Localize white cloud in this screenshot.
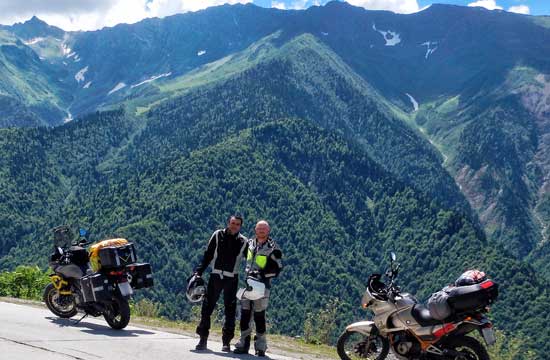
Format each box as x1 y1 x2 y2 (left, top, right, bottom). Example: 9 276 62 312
346 0 420 14
467 0 503 11
0 0 252 31
271 1 286 9
289 0 308 9
271 0 321 11
508 5 530 14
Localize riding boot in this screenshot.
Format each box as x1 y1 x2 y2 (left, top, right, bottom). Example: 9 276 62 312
254 333 267 357
195 336 207 351
233 328 252 354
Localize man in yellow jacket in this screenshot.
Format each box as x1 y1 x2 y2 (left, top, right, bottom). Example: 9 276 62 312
234 220 283 357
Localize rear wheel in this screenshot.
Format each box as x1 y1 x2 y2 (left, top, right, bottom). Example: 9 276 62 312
442 336 489 360
43 283 77 318
103 295 130 330
337 330 389 360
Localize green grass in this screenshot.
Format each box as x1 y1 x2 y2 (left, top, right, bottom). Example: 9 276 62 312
504 66 540 93
26 37 64 59
158 31 288 95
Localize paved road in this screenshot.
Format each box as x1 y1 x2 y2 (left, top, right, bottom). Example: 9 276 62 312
0 301 294 360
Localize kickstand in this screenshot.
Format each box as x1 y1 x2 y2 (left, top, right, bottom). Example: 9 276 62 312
72 313 88 325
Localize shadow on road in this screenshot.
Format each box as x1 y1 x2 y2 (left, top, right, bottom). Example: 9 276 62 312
190 349 273 359
45 316 155 337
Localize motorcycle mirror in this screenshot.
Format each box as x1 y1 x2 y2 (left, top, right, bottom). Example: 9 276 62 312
390 252 397 262
79 228 88 238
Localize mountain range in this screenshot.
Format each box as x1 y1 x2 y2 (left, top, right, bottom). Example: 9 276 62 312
0 1 549 356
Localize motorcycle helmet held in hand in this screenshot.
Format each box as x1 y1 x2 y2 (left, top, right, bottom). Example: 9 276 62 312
455 269 487 286
186 274 206 303
237 277 265 301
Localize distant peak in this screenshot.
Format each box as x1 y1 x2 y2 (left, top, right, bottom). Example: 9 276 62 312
25 16 48 26
11 15 65 39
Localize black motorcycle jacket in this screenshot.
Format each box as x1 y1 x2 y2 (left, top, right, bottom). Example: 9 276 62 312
195 228 248 278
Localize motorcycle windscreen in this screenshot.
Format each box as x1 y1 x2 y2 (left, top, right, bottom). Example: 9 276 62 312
53 226 74 249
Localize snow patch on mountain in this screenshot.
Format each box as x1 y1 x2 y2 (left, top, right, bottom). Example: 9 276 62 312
131 73 172 88
67 52 76 59
83 81 92 89
74 54 80 62
321 32 329 36
64 111 73 123
24 37 45 45
372 23 401 46
108 82 127 95
405 93 419 112
61 41 72 56
197 50 206 56
421 42 438 59
74 66 89 83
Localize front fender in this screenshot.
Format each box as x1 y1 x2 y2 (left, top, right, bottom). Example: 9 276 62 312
346 321 376 335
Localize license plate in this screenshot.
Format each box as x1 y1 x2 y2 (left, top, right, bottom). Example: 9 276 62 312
482 327 496 346
118 281 133 297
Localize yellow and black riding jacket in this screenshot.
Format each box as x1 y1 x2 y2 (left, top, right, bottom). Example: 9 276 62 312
245 237 283 288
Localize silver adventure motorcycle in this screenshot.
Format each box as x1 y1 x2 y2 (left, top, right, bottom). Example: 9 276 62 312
337 252 498 360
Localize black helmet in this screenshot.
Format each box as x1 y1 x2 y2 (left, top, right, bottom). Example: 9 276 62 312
455 269 487 287
367 274 388 300
186 274 206 303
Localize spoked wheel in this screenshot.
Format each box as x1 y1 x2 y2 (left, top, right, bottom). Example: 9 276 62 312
43 283 78 318
103 295 130 330
443 336 489 360
337 330 389 360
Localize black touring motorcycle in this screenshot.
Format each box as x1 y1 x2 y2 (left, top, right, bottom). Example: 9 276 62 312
43 225 154 329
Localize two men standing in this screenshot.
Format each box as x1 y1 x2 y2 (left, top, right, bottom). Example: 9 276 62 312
193 215 283 357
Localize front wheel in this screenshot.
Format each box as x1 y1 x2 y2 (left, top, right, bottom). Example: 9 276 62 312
103 295 130 330
337 330 389 360
43 283 78 318
442 336 490 360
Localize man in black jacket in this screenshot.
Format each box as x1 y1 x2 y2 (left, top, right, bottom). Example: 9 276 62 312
194 215 248 352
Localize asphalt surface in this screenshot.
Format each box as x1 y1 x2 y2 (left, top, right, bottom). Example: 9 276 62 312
0 301 295 360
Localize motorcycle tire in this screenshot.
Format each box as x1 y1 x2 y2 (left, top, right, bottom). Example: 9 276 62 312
337 330 389 360
103 295 130 330
43 283 78 318
442 336 490 360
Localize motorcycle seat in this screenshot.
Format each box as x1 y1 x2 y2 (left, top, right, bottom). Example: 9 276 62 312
412 304 444 326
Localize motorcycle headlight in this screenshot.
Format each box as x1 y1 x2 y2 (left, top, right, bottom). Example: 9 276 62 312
361 290 375 308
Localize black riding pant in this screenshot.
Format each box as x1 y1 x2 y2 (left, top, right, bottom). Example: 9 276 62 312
196 274 239 343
